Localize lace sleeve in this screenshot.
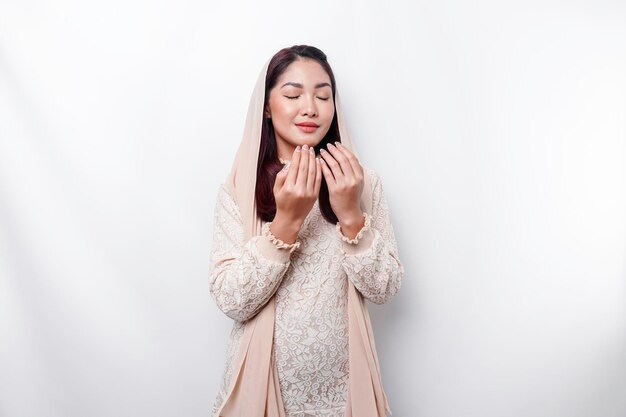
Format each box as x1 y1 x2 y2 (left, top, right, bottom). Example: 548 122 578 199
338 170 404 304
208 184 296 321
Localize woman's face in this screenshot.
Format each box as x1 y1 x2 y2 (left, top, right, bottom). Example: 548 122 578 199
266 58 335 157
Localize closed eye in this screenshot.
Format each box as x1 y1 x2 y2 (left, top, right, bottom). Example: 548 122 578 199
284 95 331 101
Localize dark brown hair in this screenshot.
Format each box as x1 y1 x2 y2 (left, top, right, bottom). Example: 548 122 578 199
255 45 341 224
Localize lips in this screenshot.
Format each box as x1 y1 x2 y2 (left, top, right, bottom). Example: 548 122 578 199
295 122 319 133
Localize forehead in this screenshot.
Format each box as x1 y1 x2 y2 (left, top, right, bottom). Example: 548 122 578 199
276 59 331 86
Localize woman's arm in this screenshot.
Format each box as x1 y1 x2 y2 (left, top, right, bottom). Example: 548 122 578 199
338 170 404 304
208 184 298 321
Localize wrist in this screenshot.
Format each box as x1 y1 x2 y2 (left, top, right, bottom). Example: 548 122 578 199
338 211 366 239
262 222 301 256
337 212 374 252
339 209 365 227
270 212 303 244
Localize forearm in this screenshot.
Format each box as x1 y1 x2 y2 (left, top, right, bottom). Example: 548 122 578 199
269 212 303 245
210 236 293 321
338 214 404 304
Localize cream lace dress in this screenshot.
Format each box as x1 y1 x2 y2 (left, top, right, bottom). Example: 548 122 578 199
208 166 404 417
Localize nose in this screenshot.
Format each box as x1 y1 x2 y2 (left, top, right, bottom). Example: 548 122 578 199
301 94 318 117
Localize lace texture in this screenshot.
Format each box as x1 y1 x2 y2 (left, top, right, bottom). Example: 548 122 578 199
209 167 404 416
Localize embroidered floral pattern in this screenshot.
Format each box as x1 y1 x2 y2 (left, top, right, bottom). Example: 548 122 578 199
208 184 292 322
340 172 405 305
209 168 403 417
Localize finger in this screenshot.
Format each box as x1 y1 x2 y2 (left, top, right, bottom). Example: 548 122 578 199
334 141 364 179
314 156 323 194
296 145 310 188
319 148 342 182
325 143 355 180
287 146 301 186
306 147 316 193
274 163 289 190
320 156 336 187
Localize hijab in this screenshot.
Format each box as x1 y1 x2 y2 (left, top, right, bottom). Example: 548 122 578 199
215 56 391 417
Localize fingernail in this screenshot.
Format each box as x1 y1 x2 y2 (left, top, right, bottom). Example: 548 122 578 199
295 146 301 152
309 147 314 154
303 144 308 151
327 143 334 148
320 148 327 153
335 141 342 147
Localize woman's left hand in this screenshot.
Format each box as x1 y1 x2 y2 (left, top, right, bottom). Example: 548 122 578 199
319 142 365 229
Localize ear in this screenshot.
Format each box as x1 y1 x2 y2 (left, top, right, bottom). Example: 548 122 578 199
264 105 271 119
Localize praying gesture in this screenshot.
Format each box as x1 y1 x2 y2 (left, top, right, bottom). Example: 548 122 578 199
271 141 366 243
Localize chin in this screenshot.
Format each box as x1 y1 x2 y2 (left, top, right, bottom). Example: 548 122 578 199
307 139 325 150
293 135 323 148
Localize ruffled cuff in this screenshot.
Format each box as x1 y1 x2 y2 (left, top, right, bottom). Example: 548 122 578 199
335 212 372 244
336 212 376 255
262 221 301 254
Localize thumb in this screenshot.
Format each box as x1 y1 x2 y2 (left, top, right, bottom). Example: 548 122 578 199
274 163 289 189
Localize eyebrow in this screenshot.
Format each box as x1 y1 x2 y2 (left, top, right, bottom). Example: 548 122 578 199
280 82 332 89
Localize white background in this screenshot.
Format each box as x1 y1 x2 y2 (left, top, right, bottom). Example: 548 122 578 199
1 1 625 416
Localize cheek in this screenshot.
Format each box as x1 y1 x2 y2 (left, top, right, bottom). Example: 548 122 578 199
268 95 294 119
269 103 296 134
274 103 299 124
322 103 335 123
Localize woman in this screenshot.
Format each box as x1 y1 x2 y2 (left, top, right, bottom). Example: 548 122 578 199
208 45 404 417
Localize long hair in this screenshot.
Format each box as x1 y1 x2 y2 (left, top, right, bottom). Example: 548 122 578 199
255 45 341 224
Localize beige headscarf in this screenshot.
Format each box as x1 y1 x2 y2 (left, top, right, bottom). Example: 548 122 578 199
215 55 391 417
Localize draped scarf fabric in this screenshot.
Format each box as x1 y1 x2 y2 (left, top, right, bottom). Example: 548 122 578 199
215 58 391 417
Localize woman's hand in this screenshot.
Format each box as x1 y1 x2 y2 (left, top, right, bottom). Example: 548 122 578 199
271 145 322 242
319 142 366 235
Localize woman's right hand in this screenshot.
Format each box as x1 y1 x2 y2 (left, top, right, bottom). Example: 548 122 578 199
270 144 322 243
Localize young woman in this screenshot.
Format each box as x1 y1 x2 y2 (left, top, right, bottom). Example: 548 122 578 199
208 45 404 417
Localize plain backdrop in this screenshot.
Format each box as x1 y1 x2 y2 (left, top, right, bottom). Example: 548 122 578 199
1 1 625 416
